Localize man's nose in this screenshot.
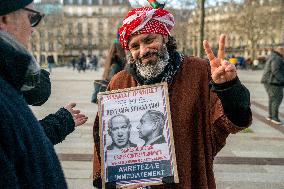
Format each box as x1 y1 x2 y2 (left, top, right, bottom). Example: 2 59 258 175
117 129 123 136
139 45 149 59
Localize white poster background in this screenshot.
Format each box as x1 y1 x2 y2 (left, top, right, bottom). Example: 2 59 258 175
98 84 178 187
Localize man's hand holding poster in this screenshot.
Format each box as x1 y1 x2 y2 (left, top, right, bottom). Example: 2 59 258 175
98 83 179 188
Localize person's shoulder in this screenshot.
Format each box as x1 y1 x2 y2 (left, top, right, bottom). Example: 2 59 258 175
111 70 130 80
108 70 136 90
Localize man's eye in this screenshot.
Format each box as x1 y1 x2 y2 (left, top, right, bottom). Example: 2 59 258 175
145 38 154 43
130 45 139 50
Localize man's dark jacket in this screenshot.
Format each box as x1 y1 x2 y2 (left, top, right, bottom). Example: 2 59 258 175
261 51 284 86
0 31 68 188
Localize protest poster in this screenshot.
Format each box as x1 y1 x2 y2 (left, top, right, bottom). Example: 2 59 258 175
97 83 179 188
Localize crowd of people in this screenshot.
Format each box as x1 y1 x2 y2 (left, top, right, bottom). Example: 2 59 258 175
70 53 99 72
0 0 282 189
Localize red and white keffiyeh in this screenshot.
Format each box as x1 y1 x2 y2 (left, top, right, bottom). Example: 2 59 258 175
118 7 175 49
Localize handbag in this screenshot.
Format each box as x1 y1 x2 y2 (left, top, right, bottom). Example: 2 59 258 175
91 80 109 103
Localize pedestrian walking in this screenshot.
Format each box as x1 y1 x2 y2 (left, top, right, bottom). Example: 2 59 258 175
78 52 86 72
261 47 284 125
92 5 252 189
91 54 98 71
47 55 55 73
71 57 77 70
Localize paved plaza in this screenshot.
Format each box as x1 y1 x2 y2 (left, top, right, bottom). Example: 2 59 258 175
31 67 284 189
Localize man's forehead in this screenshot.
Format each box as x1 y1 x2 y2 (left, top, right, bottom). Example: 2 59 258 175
141 113 151 120
128 33 162 44
112 116 128 124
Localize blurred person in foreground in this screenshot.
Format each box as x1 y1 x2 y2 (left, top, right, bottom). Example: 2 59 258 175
0 0 88 188
261 46 284 125
93 5 252 189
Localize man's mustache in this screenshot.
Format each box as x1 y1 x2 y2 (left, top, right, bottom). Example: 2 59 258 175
139 50 159 62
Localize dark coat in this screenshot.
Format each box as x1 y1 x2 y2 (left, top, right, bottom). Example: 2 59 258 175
261 51 284 86
39 107 75 145
0 31 67 188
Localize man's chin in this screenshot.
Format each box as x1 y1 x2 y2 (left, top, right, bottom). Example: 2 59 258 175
116 142 128 148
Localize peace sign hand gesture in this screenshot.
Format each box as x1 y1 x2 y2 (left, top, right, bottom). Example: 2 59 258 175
203 34 237 84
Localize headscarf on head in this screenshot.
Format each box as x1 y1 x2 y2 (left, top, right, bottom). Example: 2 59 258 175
118 7 175 49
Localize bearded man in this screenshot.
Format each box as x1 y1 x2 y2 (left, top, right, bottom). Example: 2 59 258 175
93 7 252 189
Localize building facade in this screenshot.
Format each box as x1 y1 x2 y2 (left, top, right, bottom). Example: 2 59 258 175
30 0 130 64
30 0 283 64
185 0 283 59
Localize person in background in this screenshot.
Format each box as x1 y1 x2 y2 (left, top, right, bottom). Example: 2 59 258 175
91 54 98 71
102 42 126 81
71 57 77 70
229 55 237 65
78 52 86 73
261 46 284 125
47 54 55 73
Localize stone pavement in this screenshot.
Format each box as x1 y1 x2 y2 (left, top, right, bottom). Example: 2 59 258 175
30 67 284 189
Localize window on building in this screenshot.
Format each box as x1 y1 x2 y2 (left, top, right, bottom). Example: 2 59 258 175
78 0 83 5
40 43 45 51
48 32 53 40
78 37 83 47
49 42 54 51
67 37 72 45
78 23 83 35
88 23 93 35
68 23 73 35
32 42 37 51
40 31 45 38
88 37 93 47
40 55 45 64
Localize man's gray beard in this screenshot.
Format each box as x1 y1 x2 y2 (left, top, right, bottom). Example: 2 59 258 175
127 45 170 80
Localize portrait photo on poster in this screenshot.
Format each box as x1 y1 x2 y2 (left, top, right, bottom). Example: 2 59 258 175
98 83 179 189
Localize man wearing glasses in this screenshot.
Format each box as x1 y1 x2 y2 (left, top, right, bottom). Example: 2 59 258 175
0 0 73 188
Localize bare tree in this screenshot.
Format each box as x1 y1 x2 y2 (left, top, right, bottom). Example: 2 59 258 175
228 0 282 59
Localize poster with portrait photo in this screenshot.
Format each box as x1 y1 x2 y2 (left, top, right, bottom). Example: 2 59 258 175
98 83 179 189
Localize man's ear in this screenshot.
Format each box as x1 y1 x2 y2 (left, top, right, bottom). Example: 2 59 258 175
152 122 158 131
0 15 7 30
0 14 13 30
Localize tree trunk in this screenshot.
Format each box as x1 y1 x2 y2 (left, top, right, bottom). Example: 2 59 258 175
198 0 205 58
